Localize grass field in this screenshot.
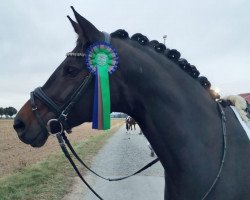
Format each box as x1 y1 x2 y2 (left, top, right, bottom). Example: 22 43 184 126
0 119 124 200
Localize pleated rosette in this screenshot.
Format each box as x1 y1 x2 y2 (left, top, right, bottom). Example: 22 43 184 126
85 42 118 130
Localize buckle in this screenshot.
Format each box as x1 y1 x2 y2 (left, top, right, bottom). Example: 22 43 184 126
32 106 38 111
61 111 68 120
46 119 63 136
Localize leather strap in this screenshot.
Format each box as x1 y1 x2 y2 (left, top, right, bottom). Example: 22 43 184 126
30 91 48 137
56 133 103 200
61 132 159 181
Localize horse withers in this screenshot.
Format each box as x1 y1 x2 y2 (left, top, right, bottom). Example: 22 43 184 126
13 7 250 200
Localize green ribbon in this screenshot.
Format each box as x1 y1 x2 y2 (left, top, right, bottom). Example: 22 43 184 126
98 66 110 129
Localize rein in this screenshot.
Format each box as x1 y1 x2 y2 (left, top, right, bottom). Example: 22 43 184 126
29 31 228 200
30 81 160 200
201 102 227 200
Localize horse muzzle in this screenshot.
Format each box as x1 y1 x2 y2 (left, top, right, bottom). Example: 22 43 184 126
13 116 48 147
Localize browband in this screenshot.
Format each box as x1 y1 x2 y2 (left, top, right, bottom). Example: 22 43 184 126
66 52 85 57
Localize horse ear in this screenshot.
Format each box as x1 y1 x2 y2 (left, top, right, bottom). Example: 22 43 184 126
67 15 81 35
70 6 102 42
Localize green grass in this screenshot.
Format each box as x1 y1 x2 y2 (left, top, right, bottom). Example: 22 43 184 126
0 130 116 200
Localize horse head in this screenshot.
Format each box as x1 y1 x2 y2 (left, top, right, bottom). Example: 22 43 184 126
13 7 147 147
13 7 214 149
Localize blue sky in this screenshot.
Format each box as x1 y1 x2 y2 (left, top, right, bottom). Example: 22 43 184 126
0 0 249 109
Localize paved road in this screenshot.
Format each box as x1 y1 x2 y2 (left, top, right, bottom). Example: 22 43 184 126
63 125 164 200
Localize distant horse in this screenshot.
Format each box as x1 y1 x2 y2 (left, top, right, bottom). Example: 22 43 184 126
126 117 136 131
14 7 250 200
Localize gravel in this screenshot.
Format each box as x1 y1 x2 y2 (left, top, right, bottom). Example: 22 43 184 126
62 125 164 200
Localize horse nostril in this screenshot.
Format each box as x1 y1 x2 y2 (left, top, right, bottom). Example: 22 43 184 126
13 119 26 134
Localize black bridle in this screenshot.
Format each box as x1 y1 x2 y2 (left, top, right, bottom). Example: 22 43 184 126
30 64 160 200
30 73 93 135
29 32 160 200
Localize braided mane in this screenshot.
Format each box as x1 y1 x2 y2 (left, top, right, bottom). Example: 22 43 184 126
111 29 216 98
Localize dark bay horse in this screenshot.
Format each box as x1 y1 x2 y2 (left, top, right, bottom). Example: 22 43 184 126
13 7 250 200
126 117 136 131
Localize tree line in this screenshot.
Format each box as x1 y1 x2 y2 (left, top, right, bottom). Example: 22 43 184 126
111 112 127 118
0 107 17 118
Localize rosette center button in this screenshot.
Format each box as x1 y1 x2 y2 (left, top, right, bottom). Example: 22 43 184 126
96 53 108 66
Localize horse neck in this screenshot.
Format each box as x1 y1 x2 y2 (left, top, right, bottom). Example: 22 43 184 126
111 42 224 198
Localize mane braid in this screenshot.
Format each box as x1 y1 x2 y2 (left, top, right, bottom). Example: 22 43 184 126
110 29 215 99
131 33 149 45
110 29 129 39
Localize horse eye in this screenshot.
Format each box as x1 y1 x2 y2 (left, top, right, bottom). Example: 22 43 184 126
64 66 81 77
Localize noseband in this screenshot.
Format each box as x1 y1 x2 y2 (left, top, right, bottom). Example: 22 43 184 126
30 74 93 136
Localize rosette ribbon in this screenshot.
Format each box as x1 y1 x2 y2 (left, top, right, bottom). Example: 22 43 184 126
85 42 118 130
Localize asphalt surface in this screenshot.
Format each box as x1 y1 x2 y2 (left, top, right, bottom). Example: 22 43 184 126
62 125 164 200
